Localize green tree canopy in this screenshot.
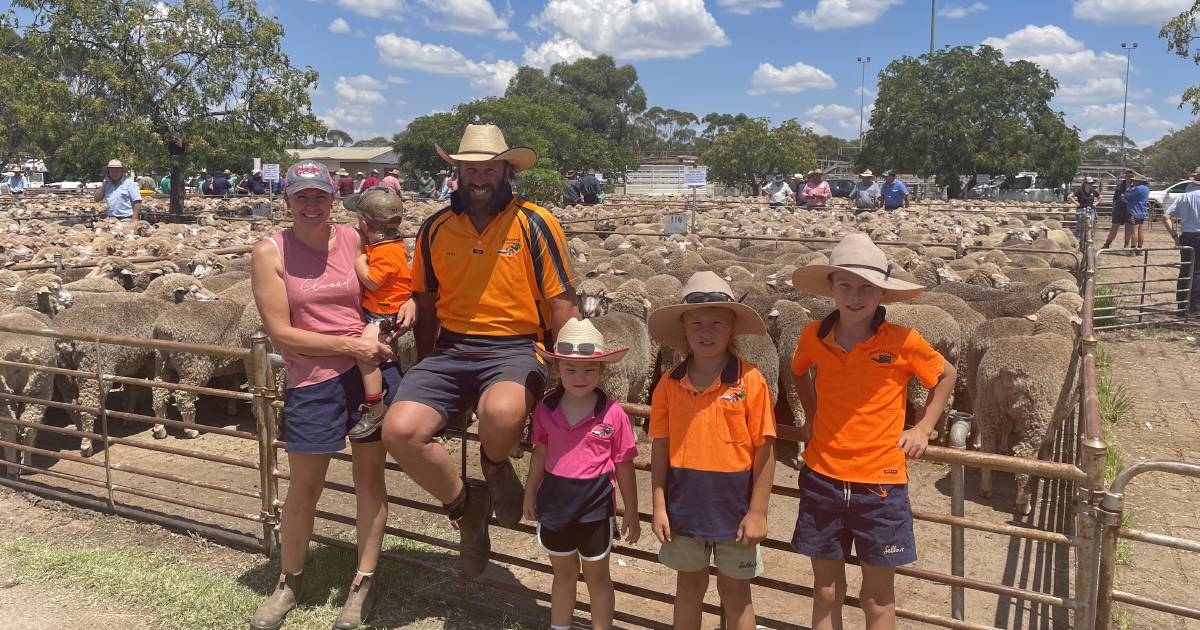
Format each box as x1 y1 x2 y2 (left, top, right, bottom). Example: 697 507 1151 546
699 118 816 192
1145 121 1200 182
858 45 1079 197
1161 1 1200 115
1081 134 1141 164
353 136 392 147
0 18 70 165
326 129 353 147
14 0 324 212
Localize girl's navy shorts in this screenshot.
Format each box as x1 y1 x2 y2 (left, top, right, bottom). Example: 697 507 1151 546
791 466 917 567
280 362 402 454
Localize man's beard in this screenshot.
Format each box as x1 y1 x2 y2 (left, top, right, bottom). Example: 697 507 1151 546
463 179 513 215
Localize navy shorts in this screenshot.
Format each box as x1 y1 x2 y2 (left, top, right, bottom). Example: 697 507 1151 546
392 332 546 428
791 467 917 567
281 362 402 454
537 517 616 561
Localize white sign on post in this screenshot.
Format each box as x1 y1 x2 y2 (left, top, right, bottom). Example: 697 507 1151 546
664 212 688 235
262 164 281 181
683 166 707 188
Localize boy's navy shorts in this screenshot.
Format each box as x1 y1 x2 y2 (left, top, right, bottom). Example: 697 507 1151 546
791 466 917 567
281 362 402 454
392 332 546 428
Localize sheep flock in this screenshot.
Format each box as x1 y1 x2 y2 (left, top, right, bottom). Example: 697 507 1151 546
0 193 1086 515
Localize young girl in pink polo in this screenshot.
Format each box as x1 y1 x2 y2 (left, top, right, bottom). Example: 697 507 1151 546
523 318 641 630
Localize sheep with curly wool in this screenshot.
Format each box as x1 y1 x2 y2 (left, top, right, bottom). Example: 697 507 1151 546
0 309 56 477
884 303 961 441
6 273 74 315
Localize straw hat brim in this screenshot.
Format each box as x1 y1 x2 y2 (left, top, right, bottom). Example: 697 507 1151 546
791 264 925 304
533 345 629 364
647 302 767 350
435 144 537 173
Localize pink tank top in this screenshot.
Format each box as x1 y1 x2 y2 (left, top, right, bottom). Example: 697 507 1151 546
271 224 364 389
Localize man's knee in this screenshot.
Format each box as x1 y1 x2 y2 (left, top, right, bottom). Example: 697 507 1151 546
477 384 533 426
381 402 444 451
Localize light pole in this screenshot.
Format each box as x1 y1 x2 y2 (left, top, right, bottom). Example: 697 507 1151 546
930 0 936 55
1120 42 1137 167
857 56 870 148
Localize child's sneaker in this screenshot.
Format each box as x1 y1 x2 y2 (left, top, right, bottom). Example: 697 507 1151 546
348 401 388 440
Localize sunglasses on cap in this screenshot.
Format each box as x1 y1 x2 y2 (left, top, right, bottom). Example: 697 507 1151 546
684 291 735 304
555 341 598 356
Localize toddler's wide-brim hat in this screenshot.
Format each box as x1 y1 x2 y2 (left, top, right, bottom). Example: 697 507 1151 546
534 317 628 363
435 124 537 173
648 271 767 350
791 232 925 303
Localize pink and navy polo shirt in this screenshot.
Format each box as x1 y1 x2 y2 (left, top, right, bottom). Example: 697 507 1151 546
531 389 638 531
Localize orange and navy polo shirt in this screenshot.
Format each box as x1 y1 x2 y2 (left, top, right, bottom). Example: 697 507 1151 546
411 191 576 340
648 355 776 542
361 239 412 315
790 307 945 485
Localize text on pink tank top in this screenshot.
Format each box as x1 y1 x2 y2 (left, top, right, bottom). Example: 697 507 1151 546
272 224 364 388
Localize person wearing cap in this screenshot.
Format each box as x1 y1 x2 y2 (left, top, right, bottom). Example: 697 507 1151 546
848 169 881 212
335 168 355 197
1187 168 1200 193
788 232 955 630
563 170 583 205
1103 168 1136 251
381 168 402 194
1123 171 1151 252
207 169 231 196
523 317 640 630
353 171 366 194
238 168 266 195
92 159 142 222
6 168 29 197
646 272 776 629
363 168 380 190
800 169 831 209
1068 177 1101 241
761 173 792 207
1163 172 1200 313
880 170 910 211
417 172 436 198
158 172 172 196
381 124 580 578
249 159 400 630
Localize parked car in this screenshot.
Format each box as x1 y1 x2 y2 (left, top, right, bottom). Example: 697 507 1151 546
971 172 1064 202
1148 180 1194 209
827 178 856 198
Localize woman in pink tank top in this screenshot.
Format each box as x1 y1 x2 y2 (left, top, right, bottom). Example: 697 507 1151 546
249 161 395 629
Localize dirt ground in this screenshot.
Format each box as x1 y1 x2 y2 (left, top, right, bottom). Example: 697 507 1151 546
2 221 1198 629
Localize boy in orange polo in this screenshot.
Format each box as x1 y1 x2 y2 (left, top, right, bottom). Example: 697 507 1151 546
789 233 955 630
346 188 415 439
647 271 776 630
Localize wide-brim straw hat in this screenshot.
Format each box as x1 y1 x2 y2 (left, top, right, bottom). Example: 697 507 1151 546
534 318 628 363
792 232 925 303
859 169 874 177
106 159 124 169
806 169 823 178
435 124 537 173
336 168 349 176
648 272 767 350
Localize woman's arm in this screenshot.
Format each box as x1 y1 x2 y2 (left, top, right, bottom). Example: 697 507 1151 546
251 239 392 364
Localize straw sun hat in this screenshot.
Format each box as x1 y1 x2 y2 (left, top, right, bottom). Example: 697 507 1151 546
791 232 926 303
648 272 767 350
535 318 628 363
435 123 537 173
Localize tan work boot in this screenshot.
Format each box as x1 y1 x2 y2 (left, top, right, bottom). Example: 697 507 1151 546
250 571 303 630
332 572 379 629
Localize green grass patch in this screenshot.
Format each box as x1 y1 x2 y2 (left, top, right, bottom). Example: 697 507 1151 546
1094 343 1136 569
0 531 526 630
1112 609 1131 630
1093 285 1120 328
1115 512 1134 567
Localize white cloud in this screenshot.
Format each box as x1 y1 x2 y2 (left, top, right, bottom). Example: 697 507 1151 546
337 0 402 18
375 34 518 95
328 17 351 33
1166 93 1183 107
747 61 836 95
939 2 986 18
982 24 1126 79
531 0 729 60
793 0 902 30
1055 77 1127 103
854 86 875 97
523 35 594 70
386 75 409 85
413 0 512 37
1072 0 1189 25
321 103 374 130
806 104 856 120
717 0 782 14
1073 103 1176 142
334 75 387 105
802 121 830 135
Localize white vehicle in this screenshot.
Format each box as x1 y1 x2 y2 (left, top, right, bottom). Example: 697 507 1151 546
1148 180 1194 209
972 172 1063 202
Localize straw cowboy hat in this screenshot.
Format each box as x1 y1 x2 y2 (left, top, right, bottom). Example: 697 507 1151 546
435 124 537 173
106 159 124 170
335 168 349 176
806 169 824 178
648 272 767 350
859 169 875 177
791 232 926 303
534 318 628 363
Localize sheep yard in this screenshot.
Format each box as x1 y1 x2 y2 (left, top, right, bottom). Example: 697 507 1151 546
1 192 1199 629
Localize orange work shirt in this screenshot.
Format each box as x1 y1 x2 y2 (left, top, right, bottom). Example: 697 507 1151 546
361 239 412 315
791 309 944 484
648 355 776 541
411 193 576 339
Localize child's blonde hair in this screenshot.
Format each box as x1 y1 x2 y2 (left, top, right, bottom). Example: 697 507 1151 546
676 307 741 356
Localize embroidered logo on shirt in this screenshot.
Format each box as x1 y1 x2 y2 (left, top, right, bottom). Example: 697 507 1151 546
589 423 614 439
883 469 898 475
719 388 747 403
497 240 522 256
472 248 484 255
869 351 895 365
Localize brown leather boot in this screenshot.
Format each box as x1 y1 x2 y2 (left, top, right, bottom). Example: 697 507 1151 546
250 571 303 630
331 572 379 629
457 479 492 578
481 446 524 527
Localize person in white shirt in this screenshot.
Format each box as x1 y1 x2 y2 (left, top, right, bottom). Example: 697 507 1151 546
761 174 792 207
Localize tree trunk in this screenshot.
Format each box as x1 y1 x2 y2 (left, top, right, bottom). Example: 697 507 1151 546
170 164 184 215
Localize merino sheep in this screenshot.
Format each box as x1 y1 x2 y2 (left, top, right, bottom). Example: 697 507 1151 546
0 309 56 477
886 304 961 440
6 273 74 315
588 311 656 404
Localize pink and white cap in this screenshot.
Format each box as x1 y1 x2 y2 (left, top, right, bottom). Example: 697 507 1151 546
284 160 335 196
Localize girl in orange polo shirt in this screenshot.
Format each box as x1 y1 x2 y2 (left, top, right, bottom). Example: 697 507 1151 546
345 188 416 439
789 233 955 630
